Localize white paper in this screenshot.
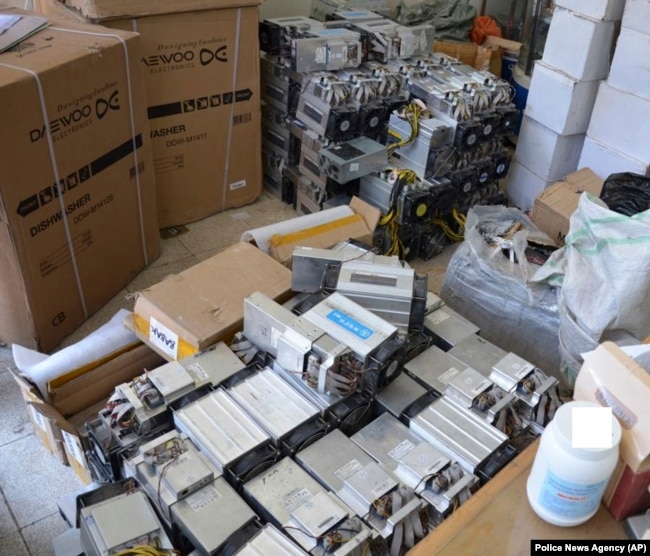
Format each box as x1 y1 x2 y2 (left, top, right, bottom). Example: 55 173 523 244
241 205 354 253
0 15 21 36
13 309 138 401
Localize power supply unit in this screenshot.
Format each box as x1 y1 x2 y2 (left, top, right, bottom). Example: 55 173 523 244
318 136 388 184
409 397 515 482
171 477 259 555
326 9 385 23
447 334 509 377
374 372 436 421
259 16 324 55
352 413 477 523
292 30 363 72
173 388 279 485
235 524 308 556
125 431 219 523
227 367 328 455
423 305 480 350
403 343 471 396
321 257 428 334
79 491 173 556
296 429 427 552
242 457 375 556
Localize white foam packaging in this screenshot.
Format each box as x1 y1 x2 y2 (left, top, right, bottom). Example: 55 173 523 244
542 7 616 81
578 136 650 180
525 61 600 135
506 159 555 211
515 116 585 183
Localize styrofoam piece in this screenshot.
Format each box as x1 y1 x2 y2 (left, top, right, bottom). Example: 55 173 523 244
579 136 650 180
506 159 554 211
608 27 650 101
588 82 650 164
555 0 625 21
515 116 585 182
622 0 650 35
525 61 600 135
542 7 616 81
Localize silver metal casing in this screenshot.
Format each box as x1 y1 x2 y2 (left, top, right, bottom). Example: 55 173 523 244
173 388 274 474
403 343 471 396
409 397 508 474
423 306 480 349
448 335 508 377
243 457 372 555
301 292 398 361
235 524 308 556
228 368 321 445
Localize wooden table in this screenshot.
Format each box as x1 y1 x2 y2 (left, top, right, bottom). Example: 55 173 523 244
409 440 626 555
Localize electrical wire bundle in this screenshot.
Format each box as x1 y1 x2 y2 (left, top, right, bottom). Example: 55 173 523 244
371 487 426 556
106 391 134 432
113 543 180 556
432 208 466 243
386 102 424 156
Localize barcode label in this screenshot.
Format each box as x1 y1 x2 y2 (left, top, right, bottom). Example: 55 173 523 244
233 113 252 126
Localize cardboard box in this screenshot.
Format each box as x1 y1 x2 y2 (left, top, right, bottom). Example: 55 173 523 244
55 0 260 20
506 159 555 211
433 40 501 76
531 168 604 245
38 0 263 228
524 61 600 135
622 0 650 36
10 343 164 473
542 7 616 81
588 82 650 165
608 27 650 101
554 0 625 21
267 197 381 265
574 342 650 519
515 116 585 182
132 242 293 360
0 8 159 351
579 136 650 180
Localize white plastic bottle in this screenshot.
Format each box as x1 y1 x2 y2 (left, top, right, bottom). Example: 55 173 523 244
527 400 621 527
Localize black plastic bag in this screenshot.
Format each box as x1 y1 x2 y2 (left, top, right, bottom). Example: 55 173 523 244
600 172 650 216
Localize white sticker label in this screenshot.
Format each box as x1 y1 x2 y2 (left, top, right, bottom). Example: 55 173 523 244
186 485 220 512
30 406 47 431
187 362 209 382
372 479 395 499
429 310 449 325
149 317 179 360
471 379 492 397
315 46 327 64
271 327 281 349
438 367 460 385
230 179 247 191
335 459 363 481
283 488 312 512
389 439 416 461
62 430 85 466
349 162 360 172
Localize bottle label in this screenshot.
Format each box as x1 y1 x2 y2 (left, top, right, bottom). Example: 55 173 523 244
538 469 608 519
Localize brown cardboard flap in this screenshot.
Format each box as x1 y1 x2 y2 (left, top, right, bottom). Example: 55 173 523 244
50 344 165 417
133 242 292 358
349 196 381 231
60 0 261 21
574 342 650 472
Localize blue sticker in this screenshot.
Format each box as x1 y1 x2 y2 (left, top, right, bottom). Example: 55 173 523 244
538 469 607 519
327 310 374 340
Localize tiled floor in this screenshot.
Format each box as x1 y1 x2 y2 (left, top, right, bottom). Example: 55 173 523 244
0 192 458 555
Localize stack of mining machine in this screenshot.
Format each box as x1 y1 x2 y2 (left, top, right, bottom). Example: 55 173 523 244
258 7 519 260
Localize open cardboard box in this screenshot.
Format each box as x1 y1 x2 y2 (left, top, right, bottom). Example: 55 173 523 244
574 342 650 519
132 242 293 361
9 344 164 482
266 197 381 266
